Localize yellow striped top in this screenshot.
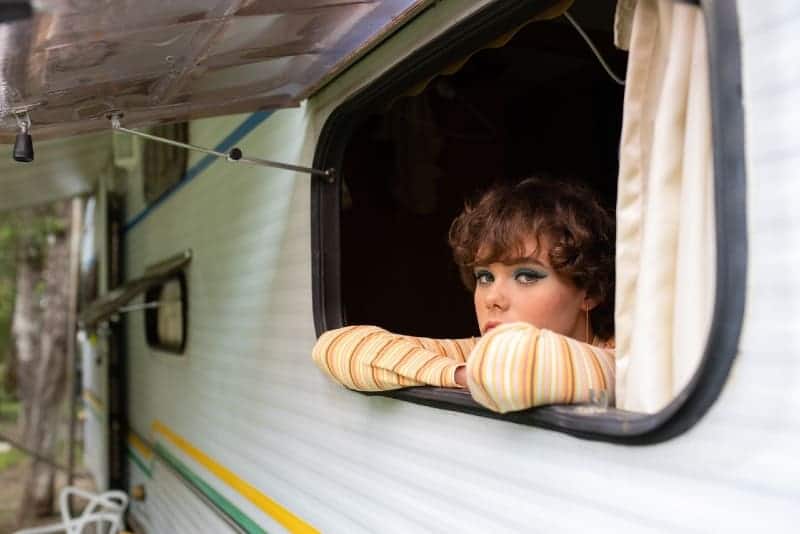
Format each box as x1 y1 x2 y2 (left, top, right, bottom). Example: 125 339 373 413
312 322 615 413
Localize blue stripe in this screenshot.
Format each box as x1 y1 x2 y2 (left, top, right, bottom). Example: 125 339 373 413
123 111 273 233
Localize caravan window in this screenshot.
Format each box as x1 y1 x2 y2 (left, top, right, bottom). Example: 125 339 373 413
337 7 621 339
142 123 189 205
312 0 746 443
145 273 188 354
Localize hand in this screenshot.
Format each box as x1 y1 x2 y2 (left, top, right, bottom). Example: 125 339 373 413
454 366 468 389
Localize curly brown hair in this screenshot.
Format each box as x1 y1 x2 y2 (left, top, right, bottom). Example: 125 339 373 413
448 177 615 340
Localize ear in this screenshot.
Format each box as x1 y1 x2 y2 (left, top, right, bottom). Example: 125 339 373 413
582 294 600 312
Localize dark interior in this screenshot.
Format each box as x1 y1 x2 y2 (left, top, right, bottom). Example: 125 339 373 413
340 3 627 339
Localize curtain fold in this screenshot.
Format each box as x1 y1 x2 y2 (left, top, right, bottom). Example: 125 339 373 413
614 0 715 413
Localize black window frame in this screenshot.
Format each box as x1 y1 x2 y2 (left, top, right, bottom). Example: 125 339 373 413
144 271 188 355
311 0 746 445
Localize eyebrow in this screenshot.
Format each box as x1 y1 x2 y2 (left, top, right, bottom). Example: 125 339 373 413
474 255 547 268
505 256 547 266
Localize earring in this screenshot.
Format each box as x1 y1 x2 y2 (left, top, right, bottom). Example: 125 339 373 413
585 308 590 344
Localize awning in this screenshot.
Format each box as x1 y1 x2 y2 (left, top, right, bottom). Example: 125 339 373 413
78 250 192 328
0 0 432 143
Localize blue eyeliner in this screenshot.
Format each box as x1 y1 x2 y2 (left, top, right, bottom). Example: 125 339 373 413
474 269 494 284
513 268 547 283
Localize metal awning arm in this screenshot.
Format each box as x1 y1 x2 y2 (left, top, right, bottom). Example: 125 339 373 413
110 113 335 182
116 301 175 313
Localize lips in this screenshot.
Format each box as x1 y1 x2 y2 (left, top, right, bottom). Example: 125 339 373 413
483 321 502 333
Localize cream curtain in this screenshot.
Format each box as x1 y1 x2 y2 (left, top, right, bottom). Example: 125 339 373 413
614 0 715 413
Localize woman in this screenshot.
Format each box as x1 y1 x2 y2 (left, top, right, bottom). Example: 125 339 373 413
312 177 615 413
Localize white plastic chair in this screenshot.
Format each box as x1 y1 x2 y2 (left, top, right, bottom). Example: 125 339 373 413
14 486 129 534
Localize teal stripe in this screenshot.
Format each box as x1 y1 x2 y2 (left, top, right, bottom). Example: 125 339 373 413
153 443 268 534
127 449 152 478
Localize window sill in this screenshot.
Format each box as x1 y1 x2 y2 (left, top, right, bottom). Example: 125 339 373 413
368 387 669 443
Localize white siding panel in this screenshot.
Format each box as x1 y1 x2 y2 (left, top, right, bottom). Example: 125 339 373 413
148 461 238 534
128 460 154 533
119 1 800 532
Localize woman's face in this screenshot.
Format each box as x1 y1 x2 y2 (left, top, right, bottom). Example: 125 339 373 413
473 237 593 339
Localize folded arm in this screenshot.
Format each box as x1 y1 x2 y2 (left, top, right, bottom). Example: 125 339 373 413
312 325 475 390
465 322 615 413
312 322 615 413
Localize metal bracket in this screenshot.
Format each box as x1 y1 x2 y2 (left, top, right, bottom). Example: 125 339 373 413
15 111 31 133
109 112 336 182
109 300 178 322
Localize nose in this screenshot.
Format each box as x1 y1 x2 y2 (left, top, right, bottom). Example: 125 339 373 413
484 279 509 310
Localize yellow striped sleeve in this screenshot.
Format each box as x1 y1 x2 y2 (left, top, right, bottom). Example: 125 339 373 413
312 325 472 390
466 322 616 413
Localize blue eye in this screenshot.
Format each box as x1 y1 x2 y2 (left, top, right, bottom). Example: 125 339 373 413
474 270 494 285
514 269 546 284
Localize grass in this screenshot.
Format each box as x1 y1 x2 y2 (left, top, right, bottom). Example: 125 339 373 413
0 395 20 423
0 392 23 473
0 360 20 425
0 445 24 470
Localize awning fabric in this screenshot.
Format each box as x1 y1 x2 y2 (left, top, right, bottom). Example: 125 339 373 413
78 250 192 328
0 1 431 143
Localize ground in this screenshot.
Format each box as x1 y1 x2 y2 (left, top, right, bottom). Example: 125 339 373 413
0 461 94 533
0 394 93 534
0 458 27 533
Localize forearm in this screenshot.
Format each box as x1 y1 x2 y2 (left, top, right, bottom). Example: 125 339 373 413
466 322 615 413
312 325 467 391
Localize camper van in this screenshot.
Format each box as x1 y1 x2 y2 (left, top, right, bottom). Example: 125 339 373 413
1 0 797 532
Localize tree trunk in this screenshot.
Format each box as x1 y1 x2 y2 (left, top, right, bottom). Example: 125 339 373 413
13 203 71 525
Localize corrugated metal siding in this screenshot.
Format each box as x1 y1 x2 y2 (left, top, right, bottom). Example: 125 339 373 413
120 1 800 532
125 106 321 533
128 456 154 532
734 0 800 514
148 459 239 534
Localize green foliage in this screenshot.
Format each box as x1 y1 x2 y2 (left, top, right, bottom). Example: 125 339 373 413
0 445 24 470
0 203 68 367
0 385 19 423
0 281 11 365
0 372 21 470
0 216 15 367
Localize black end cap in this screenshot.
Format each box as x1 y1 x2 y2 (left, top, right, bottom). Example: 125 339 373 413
0 2 32 23
13 133 33 163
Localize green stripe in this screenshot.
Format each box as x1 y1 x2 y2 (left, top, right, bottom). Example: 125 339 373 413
127 448 152 478
153 443 268 534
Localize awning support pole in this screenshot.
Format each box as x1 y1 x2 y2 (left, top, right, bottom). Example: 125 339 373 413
109 113 335 182
116 301 176 313
107 300 180 323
